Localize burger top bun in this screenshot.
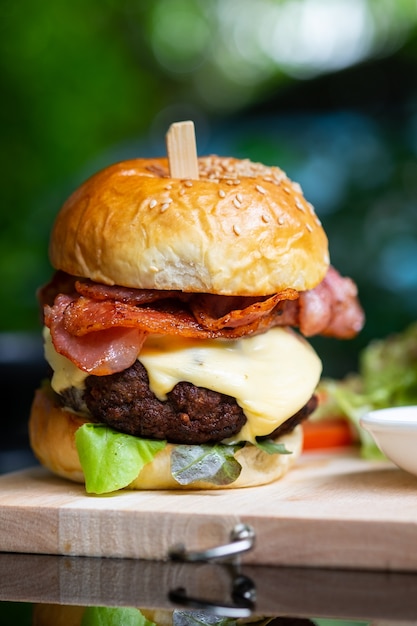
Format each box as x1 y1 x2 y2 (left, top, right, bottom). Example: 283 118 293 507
50 156 329 296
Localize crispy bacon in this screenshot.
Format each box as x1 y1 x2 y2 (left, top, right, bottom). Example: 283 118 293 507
37 270 78 308
45 294 147 375
73 280 299 331
188 290 298 330
58 296 287 339
42 266 364 375
75 280 182 305
298 266 365 338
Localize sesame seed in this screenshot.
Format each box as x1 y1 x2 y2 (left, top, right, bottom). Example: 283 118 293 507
184 180 193 188
233 224 241 236
233 198 242 209
149 199 157 209
256 185 266 195
306 223 313 232
218 189 226 198
179 188 186 196
307 202 315 215
195 155 290 186
165 184 172 190
278 216 285 225
262 213 270 223
282 186 291 194
150 265 159 272
236 193 243 203
295 198 305 212
160 203 171 212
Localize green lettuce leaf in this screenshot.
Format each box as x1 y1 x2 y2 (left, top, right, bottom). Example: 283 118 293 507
171 443 244 485
313 321 417 459
360 321 417 407
81 607 236 626
173 610 236 626
255 439 292 455
81 606 155 626
316 378 379 458
75 424 166 494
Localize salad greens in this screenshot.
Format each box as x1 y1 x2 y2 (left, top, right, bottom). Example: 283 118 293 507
255 439 292 455
75 423 292 494
172 610 237 626
75 424 166 494
171 443 244 486
80 606 369 626
81 607 155 626
313 322 417 458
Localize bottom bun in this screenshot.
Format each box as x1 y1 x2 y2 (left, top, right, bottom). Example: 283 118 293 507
32 604 85 626
32 605 272 626
29 384 303 490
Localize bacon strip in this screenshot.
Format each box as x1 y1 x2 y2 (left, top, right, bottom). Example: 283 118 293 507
38 270 78 308
298 266 365 338
189 289 298 330
74 280 299 331
45 295 147 375
58 297 286 339
75 280 182 305
43 266 365 376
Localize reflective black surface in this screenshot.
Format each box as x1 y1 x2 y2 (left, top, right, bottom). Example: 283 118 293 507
1 554 417 625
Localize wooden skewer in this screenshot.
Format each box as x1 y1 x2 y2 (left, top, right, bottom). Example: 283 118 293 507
166 120 199 180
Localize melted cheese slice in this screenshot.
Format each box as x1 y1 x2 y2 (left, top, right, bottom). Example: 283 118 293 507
139 328 321 442
44 326 322 443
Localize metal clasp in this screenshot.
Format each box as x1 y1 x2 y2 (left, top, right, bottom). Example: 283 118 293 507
168 523 255 563
169 571 256 618
168 524 256 617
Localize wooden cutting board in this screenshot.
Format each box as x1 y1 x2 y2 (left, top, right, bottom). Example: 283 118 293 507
1 450 417 570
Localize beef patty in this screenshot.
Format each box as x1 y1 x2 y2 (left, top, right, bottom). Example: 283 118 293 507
59 360 316 445
82 361 246 444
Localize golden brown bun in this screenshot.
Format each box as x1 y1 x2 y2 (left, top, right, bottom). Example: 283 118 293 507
50 156 329 296
32 604 85 626
32 605 171 626
29 385 303 491
31 606 179 626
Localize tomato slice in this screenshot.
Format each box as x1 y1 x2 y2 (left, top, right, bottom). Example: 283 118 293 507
302 417 355 450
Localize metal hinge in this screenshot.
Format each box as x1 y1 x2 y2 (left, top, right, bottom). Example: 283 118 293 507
168 524 256 617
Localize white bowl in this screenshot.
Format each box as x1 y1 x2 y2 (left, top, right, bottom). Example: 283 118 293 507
360 406 417 477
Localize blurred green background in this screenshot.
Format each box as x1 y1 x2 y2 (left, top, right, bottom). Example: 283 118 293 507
2 0 417 376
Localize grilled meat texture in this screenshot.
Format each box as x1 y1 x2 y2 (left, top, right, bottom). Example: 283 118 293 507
82 361 246 444
58 361 316 445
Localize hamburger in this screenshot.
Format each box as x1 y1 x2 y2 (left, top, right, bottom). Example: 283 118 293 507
29 152 364 493
32 604 316 626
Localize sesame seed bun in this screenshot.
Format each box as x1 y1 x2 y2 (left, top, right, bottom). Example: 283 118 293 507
49 156 329 296
29 384 303 491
